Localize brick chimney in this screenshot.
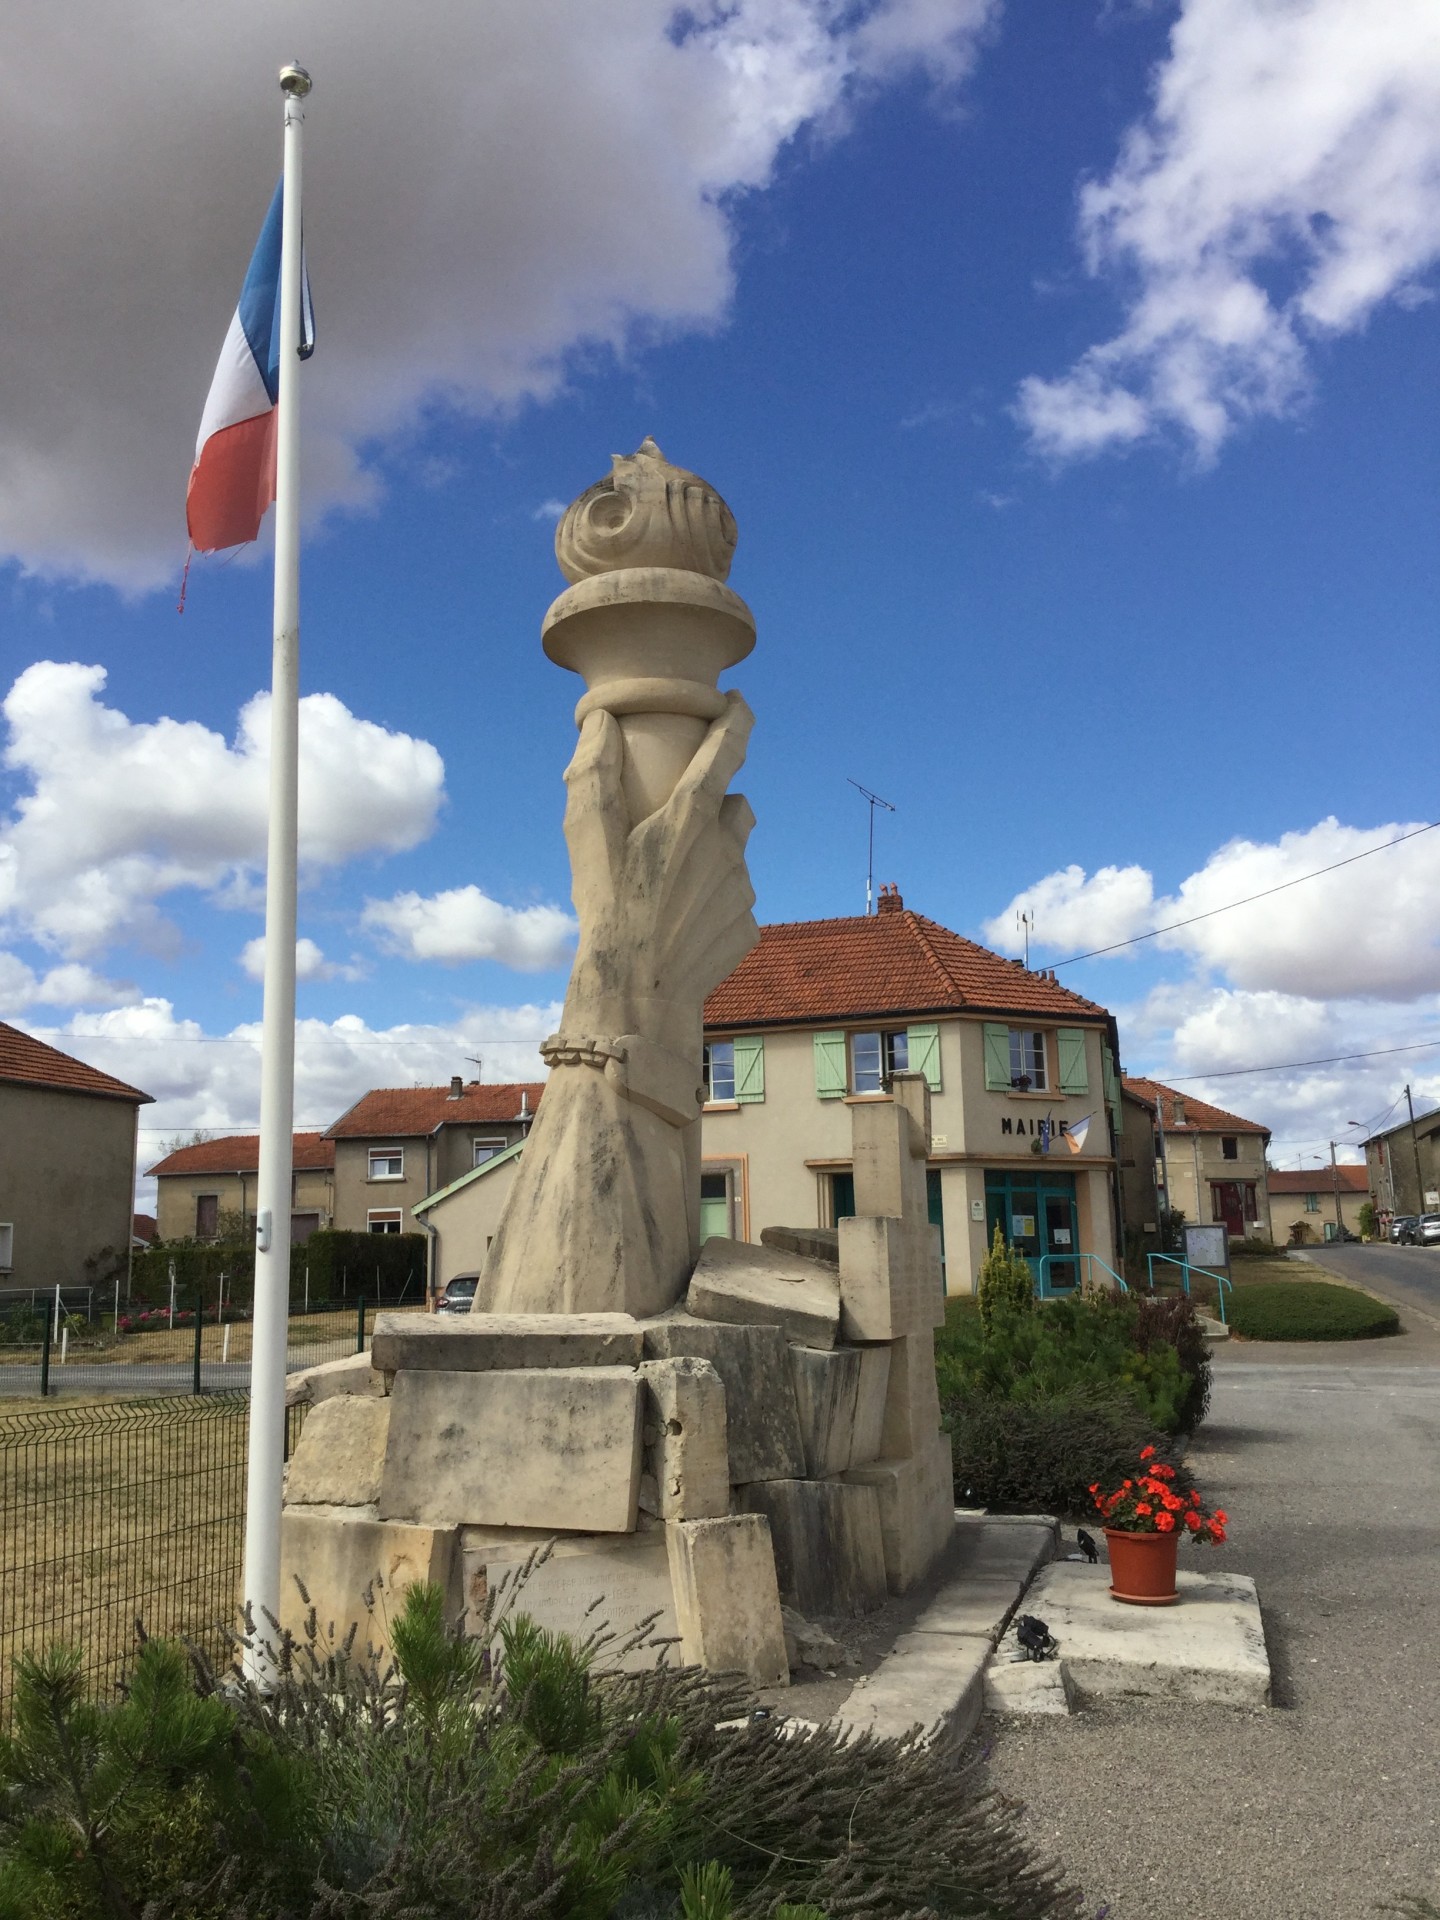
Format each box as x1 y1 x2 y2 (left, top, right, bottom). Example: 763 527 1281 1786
876 882 904 914
448 1075 464 1099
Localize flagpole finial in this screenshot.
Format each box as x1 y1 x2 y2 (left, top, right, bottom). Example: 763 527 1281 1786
279 62 312 97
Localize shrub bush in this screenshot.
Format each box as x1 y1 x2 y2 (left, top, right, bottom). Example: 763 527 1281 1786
976 1224 1034 1333
948 1387 1178 1517
1130 1292 1211 1434
129 1230 427 1311
1227 1281 1399 1341
0 1583 1084 1920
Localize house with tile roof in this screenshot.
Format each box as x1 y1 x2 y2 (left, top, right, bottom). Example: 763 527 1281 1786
412 889 1132 1300
1266 1164 1369 1246
324 1077 544 1246
1122 1074 1273 1244
1361 1103 1440 1224
145 1131 336 1244
0 1020 152 1295
698 886 1128 1296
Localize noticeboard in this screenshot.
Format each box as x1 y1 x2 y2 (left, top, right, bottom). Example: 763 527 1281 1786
1184 1223 1229 1273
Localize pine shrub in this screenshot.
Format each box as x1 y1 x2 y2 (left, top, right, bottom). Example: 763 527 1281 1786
976 1225 1035 1334
0 1579 1086 1920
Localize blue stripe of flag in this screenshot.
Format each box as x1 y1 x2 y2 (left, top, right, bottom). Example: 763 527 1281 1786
236 180 316 406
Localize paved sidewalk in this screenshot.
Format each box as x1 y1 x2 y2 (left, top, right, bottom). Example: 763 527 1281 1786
976 1340 1440 1919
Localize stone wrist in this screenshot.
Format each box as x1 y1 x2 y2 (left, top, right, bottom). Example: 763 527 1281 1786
540 1030 704 1128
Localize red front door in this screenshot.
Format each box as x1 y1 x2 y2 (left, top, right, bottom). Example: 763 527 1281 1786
1210 1181 1244 1238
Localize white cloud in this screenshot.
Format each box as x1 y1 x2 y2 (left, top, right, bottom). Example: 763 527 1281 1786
21 997 563 1203
0 0 997 590
361 885 575 972
983 861 1154 957
239 935 364 984
1 661 444 957
0 952 140 1015
988 818 1440 1001
1018 0 1440 461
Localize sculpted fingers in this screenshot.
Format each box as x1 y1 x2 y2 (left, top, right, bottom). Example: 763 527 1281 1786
563 710 626 882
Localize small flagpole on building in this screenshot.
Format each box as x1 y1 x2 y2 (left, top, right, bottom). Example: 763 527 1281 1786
242 59 312 1684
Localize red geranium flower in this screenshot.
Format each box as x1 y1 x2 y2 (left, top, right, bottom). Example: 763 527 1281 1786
1135 1502 1153 1517
1155 1511 1176 1532
1139 1446 1157 1461
1184 1511 1201 1531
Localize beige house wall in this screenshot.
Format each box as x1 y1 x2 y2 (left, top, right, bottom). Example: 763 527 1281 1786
1158 1127 1272 1241
154 1166 334 1243
0 1084 139 1292
702 1015 1119 1295
331 1122 535 1236
1269 1186 1370 1246
419 1154 523 1287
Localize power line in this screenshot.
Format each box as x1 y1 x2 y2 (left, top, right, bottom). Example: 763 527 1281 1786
1051 820 1440 968
1159 1037 1440 1083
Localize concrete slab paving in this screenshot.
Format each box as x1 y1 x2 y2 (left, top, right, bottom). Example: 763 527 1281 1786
990 1560 1271 1710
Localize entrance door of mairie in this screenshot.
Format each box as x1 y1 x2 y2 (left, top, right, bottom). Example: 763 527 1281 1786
984 1168 1079 1296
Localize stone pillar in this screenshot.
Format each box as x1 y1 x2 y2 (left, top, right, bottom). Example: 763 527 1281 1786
483 441 760 1319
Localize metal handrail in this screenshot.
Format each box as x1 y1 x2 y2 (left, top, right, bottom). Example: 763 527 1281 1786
1145 1251 1233 1325
1035 1252 1129 1297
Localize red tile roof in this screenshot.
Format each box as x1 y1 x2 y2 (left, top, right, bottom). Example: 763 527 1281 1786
132 1213 158 1242
1122 1075 1269 1137
704 901 1110 1030
0 1021 151 1104
147 1130 335 1177
1267 1166 1369 1195
326 1083 546 1139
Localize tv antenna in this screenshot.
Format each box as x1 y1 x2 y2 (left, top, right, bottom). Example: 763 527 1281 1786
464 1054 484 1083
847 779 896 916
1017 909 1034 968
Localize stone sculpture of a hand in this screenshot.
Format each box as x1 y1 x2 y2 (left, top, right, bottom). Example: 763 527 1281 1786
481 693 759 1319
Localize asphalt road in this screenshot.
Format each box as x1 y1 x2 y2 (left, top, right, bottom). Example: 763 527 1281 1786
1293 1240 1440 1327
979 1326 1440 1919
0 1349 346 1400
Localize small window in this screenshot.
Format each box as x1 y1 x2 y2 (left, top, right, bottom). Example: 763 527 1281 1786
1008 1029 1047 1092
1221 1135 1238 1161
0 1223 12 1270
195 1193 219 1239
472 1137 507 1167
851 1029 908 1095
704 1040 736 1104
1303 1192 1320 1213
369 1148 404 1180
368 1210 403 1235
1243 1183 1259 1223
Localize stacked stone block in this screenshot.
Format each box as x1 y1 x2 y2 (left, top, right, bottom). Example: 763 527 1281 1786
280 1074 953 1682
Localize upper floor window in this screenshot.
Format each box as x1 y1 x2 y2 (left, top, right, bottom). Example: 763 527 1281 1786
703 1035 766 1105
704 1040 735 1103
195 1193 219 1238
1221 1135 1238 1160
472 1137 507 1168
851 1029 909 1095
0 1223 12 1270
1303 1192 1320 1212
369 1148 404 1180
1008 1029 1047 1092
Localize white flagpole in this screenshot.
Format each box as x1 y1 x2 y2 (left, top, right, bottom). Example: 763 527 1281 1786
242 59 311 1682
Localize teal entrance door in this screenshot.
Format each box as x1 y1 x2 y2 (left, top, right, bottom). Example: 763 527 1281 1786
984 1169 1079 1296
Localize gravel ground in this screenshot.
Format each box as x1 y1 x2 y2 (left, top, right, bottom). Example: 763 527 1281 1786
976 1324 1440 1920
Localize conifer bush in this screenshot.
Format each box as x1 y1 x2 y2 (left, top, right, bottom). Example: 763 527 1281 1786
0 1578 1085 1920
976 1224 1035 1333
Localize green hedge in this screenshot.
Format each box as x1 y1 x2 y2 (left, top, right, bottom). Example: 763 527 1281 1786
948 1388 1177 1517
129 1231 427 1309
1227 1280 1399 1341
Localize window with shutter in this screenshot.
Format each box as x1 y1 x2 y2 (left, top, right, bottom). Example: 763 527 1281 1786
983 1024 1011 1090
906 1022 942 1091
733 1034 765 1103
814 1030 848 1098
1057 1028 1088 1094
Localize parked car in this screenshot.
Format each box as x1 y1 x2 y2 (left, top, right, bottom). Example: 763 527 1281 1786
1390 1215 1420 1244
436 1273 480 1314
1419 1215 1440 1247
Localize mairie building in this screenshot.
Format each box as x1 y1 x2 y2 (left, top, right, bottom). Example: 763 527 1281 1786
418 888 1130 1300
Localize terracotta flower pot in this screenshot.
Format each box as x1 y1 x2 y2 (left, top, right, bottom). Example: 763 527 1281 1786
1103 1526 1180 1606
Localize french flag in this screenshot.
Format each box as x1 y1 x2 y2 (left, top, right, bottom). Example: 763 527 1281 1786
186 182 314 552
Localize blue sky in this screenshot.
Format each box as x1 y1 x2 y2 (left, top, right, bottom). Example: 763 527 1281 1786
2 0 1437 1197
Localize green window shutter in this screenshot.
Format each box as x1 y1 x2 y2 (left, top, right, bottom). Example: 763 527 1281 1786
814 1030 848 1098
906 1022 942 1092
733 1034 765 1104
1057 1028 1089 1095
1102 1044 1122 1134
983 1023 1011 1091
